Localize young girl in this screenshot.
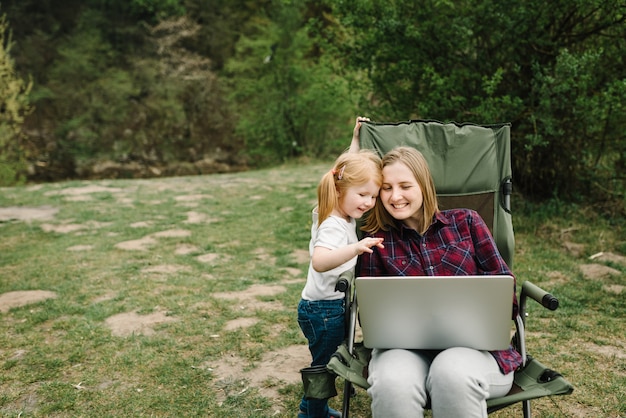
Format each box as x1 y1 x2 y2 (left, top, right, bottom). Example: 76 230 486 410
298 123 384 418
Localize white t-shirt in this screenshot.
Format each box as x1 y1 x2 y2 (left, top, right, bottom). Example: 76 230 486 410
301 208 358 301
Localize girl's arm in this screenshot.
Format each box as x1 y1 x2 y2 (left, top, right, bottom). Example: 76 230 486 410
312 237 383 272
348 116 370 153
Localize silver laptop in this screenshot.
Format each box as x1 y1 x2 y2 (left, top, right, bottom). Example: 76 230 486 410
355 275 514 350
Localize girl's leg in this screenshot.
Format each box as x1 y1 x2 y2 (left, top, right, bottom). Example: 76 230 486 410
367 348 434 418
427 347 514 418
298 299 345 418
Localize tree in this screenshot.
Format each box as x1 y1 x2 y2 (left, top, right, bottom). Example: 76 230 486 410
225 0 356 166
333 0 626 209
0 12 32 185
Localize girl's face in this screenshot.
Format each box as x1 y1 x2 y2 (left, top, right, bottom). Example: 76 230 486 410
336 179 379 220
380 161 424 229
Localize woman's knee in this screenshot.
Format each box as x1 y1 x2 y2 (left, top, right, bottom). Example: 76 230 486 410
427 348 491 396
368 349 429 405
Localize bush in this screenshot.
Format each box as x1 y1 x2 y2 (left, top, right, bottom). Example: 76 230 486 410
0 12 32 186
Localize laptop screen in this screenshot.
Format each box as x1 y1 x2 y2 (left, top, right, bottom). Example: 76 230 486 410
355 275 514 350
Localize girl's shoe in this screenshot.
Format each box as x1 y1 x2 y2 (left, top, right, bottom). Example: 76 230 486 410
297 407 342 418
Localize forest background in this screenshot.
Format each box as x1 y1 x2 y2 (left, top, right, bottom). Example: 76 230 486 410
1 0 625 214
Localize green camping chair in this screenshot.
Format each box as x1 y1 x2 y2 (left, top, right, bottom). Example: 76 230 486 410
309 120 573 417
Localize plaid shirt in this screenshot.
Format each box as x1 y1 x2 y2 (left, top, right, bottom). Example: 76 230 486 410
358 209 522 374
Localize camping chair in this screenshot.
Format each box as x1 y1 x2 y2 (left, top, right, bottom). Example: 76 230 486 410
307 120 574 417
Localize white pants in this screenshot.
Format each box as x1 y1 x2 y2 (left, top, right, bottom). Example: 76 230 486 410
367 347 514 418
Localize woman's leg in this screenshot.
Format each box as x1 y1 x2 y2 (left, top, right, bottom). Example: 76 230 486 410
427 347 514 418
367 348 434 418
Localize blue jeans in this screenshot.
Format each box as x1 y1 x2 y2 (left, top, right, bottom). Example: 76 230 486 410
298 298 345 417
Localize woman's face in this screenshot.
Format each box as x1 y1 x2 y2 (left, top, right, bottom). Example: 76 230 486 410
380 161 424 229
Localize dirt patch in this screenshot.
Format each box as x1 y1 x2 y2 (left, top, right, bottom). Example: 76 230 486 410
591 343 626 360
212 284 287 312
174 194 214 202
589 251 626 267
543 271 571 287
67 244 94 251
579 263 622 280
40 220 112 234
45 185 123 196
603 284 624 294
130 221 153 228
223 317 260 331
562 241 585 257
292 249 310 264
115 228 192 251
282 267 303 277
152 228 192 238
175 244 200 255
208 344 309 409
0 290 58 313
252 248 276 265
104 310 178 337
115 236 158 251
0 206 59 222
183 211 220 224
141 264 191 274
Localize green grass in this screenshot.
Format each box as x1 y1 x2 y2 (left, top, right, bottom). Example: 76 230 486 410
1 161 624 417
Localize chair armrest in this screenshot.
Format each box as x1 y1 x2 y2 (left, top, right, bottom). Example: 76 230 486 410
335 270 355 293
521 281 559 311
515 282 559 367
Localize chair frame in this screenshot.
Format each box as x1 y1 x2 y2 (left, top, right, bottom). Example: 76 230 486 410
327 120 573 418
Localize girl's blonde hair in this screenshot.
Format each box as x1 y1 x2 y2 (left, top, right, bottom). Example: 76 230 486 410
317 150 382 226
362 147 439 235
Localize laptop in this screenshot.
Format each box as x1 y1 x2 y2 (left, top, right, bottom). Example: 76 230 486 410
355 275 514 350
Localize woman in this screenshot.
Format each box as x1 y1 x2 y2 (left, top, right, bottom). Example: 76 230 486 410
358 146 522 417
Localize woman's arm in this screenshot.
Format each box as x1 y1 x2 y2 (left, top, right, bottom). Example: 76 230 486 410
468 210 519 318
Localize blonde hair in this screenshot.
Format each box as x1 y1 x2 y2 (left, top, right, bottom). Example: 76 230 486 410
317 150 382 226
362 147 439 235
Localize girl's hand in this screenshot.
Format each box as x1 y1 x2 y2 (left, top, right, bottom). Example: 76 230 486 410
355 237 384 255
353 116 370 140
349 116 371 153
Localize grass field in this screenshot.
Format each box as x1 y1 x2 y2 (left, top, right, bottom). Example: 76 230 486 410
1 161 624 417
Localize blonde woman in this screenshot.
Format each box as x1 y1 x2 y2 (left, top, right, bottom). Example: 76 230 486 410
359 147 521 417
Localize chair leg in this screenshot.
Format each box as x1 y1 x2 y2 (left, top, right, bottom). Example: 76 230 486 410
341 381 352 418
523 399 531 418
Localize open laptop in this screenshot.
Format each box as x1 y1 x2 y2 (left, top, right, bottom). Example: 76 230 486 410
355 275 514 350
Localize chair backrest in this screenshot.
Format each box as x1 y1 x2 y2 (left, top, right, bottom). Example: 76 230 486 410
359 120 515 267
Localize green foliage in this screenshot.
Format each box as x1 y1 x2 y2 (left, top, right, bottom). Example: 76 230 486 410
333 0 626 208
522 48 626 205
225 0 356 166
0 12 32 186
128 0 185 20
87 0 185 23
1 0 625 212
21 11 235 178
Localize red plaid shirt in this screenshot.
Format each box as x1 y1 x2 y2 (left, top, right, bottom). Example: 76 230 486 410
358 209 522 374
